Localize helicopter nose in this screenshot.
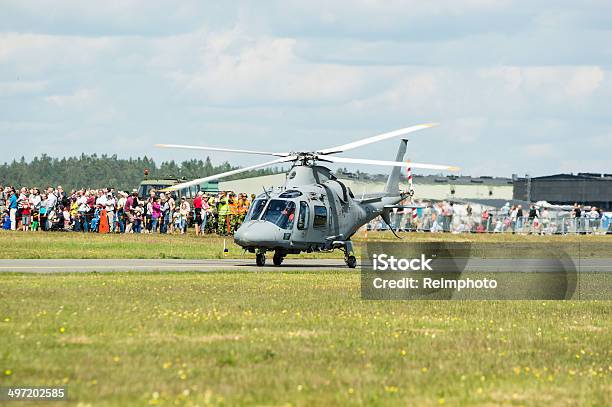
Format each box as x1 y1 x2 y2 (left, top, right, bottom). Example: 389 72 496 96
234 221 282 247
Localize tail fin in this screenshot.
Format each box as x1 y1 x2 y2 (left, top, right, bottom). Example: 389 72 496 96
384 139 408 195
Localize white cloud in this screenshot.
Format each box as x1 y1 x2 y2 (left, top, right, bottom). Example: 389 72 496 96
169 32 365 105
451 117 488 143
0 80 48 96
0 0 212 36
45 89 97 107
564 67 604 96
480 65 606 96
525 143 554 158
1 1 611 177
0 120 55 132
0 33 117 76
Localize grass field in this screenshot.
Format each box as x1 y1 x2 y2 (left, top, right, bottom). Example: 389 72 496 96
1 272 610 406
1 232 610 405
1 230 610 260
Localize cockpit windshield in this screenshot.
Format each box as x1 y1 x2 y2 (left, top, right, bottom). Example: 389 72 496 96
261 199 296 229
245 199 267 221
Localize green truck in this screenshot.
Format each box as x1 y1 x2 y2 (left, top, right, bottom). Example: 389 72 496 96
137 178 219 199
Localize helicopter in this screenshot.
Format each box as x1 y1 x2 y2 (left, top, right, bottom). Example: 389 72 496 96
155 123 459 268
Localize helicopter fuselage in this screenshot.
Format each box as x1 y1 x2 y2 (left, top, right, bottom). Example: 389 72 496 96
233 165 404 259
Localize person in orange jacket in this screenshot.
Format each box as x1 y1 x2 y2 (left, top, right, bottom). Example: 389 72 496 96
98 206 109 233
237 193 250 227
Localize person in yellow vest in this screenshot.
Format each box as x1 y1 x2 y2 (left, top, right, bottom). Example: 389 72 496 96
207 194 216 233
70 199 79 225
217 191 230 235
228 193 240 234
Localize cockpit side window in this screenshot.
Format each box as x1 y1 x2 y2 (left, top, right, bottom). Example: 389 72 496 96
297 201 309 230
313 205 327 228
245 199 267 221
262 199 296 230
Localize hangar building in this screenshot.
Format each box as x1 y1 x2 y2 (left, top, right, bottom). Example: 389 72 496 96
513 173 612 210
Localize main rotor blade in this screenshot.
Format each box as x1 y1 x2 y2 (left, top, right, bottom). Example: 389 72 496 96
161 156 297 192
155 144 291 157
317 123 438 155
323 155 459 171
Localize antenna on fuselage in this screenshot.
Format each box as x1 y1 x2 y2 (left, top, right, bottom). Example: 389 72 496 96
262 186 270 199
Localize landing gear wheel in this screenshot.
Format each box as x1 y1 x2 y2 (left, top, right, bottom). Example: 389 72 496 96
256 253 266 267
273 252 284 266
346 255 357 268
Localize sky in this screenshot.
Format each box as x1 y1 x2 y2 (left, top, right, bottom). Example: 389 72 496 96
1 0 611 177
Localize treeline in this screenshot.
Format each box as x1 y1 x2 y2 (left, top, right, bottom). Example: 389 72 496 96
0 154 280 191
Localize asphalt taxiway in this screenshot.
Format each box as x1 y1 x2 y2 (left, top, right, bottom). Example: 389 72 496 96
0 258 610 273
0 258 348 273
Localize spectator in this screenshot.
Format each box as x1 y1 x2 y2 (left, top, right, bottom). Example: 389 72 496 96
193 191 203 236
510 205 518 232
217 192 230 235
528 205 539 221
172 207 181 233
39 194 48 231
167 194 176 233
77 191 89 232
21 195 31 232
159 193 170 234
124 190 136 234
91 207 101 232
589 206 600 232
481 209 490 231
516 205 524 230
133 201 144 233
70 198 78 229
151 197 161 233
63 205 72 230
114 192 124 233
179 197 190 234
206 194 217 233
30 188 41 231
98 203 109 233
0 186 6 215
105 191 116 233
2 210 10 230
145 191 155 233
201 193 211 234
46 187 57 215
56 186 67 208
8 187 18 230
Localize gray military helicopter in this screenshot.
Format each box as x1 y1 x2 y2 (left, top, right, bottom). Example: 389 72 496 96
156 124 458 267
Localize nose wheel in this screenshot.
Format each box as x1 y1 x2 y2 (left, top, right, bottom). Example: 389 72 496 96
256 252 266 267
346 255 357 268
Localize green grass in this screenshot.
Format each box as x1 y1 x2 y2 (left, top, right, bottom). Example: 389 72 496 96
1 233 610 405
0 230 610 260
1 272 610 406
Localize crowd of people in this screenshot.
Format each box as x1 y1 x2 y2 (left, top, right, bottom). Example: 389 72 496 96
2 184 609 236
377 201 611 235
0 185 254 235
